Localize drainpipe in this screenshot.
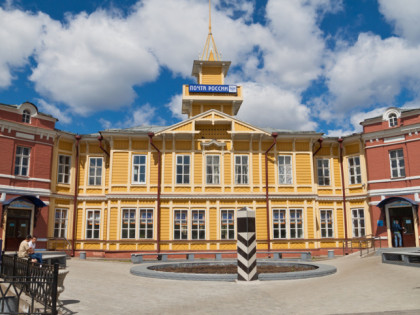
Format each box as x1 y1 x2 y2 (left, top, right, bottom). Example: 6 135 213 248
265 132 278 256
148 133 161 254
313 138 323 156
98 132 110 157
72 135 82 257
338 138 349 253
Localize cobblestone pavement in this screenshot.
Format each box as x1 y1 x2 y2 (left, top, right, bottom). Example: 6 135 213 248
59 253 420 315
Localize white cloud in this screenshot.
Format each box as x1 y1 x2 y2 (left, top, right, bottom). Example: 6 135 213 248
379 0 420 44
323 33 420 116
99 103 166 130
0 8 50 88
36 99 72 124
30 10 160 115
237 82 317 131
165 94 186 120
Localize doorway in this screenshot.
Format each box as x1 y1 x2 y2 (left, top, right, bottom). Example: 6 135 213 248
5 209 32 251
389 207 416 247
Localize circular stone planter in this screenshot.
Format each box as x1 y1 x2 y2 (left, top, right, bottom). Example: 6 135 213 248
130 260 336 281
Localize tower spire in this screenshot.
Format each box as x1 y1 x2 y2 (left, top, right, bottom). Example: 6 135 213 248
200 0 221 61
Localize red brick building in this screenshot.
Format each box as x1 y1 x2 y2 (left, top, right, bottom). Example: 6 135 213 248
0 102 57 250
362 107 420 248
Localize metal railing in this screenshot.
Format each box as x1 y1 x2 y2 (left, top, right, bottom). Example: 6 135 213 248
341 235 377 257
1 254 58 314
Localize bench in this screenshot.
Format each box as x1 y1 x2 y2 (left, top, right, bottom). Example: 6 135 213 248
36 251 67 267
131 251 311 264
382 251 420 268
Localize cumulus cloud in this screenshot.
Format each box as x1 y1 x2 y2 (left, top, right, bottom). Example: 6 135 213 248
0 8 50 88
30 9 160 115
322 34 420 117
237 83 317 131
99 103 166 129
36 99 72 124
379 0 420 44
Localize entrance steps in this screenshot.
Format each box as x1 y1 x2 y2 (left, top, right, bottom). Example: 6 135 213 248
375 247 420 256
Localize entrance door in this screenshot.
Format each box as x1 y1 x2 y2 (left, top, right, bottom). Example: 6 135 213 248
5 210 32 251
389 207 416 247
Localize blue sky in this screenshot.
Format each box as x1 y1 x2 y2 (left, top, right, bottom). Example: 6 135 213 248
1 0 420 136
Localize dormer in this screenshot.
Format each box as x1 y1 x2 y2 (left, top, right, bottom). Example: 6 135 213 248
18 102 38 124
383 108 401 128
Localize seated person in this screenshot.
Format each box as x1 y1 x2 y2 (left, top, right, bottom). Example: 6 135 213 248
18 234 35 261
28 236 43 264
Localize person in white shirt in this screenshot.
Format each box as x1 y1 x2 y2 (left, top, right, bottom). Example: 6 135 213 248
28 236 43 264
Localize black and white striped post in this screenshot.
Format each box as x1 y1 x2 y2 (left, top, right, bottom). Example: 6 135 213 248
237 207 258 281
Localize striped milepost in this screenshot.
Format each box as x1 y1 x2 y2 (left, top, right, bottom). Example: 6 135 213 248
237 207 258 281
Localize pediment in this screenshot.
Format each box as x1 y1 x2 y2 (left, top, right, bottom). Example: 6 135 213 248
157 109 269 136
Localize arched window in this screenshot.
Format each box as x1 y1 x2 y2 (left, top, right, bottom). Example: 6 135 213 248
388 113 397 127
22 110 31 123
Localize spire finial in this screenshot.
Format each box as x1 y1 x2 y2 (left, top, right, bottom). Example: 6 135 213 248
200 0 221 61
209 0 212 34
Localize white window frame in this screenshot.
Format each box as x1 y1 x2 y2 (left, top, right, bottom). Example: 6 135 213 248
139 209 154 239
272 209 287 239
317 158 330 186
278 155 293 185
191 210 206 240
234 155 249 185
348 156 362 185
22 110 31 123
206 155 220 185
389 149 405 178
289 209 304 239
176 155 190 184
54 208 68 238
121 209 136 239
57 155 71 184
14 146 31 176
320 210 334 238
388 113 398 127
174 210 188 240
220 210 235 240
132 154 147 184
352 209 365 238
88 157 103 186
86 210 101 239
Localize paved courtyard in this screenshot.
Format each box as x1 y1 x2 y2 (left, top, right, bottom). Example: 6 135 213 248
59 253 420 315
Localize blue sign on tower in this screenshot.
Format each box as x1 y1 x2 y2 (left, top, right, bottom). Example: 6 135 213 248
189 84 237 94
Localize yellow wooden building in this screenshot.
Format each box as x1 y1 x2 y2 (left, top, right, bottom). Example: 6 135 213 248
48 28 370 257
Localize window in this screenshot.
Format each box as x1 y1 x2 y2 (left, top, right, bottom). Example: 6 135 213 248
22 110 31 123
139 209 153 239
317 159 330 186
221 210 235 240
206 155 220 184
290 209 304 239
348 156 361 185
121 209 136 239
191 210 205 240
235 155 249 184
14 146 30 176
132 155 146 184
174 210 188 240
320 210 333 238
352 209 365 237
388 113 398 127
176 155 190 184
86 210 100 239
54 208 68 238
58 155 71 184
389 149 405 178
278 155 293 184
273 209 286 239
88 157 103 185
